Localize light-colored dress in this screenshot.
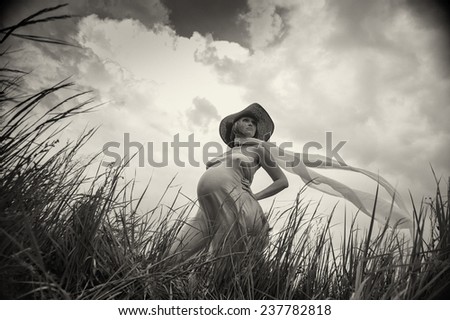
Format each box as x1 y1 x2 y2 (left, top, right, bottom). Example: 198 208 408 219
170 145 269 260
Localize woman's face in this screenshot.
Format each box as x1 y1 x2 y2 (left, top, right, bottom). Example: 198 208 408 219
235 116 257 138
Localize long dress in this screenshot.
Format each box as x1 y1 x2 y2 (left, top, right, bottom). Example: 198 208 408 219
169 145 269 261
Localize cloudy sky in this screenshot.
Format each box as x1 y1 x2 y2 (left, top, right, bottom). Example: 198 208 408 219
2 0 449 229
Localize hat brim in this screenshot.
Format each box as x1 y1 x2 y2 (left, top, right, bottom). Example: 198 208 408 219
219 103 274 147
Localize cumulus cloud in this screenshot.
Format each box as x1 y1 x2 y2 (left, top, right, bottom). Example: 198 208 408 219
197 0 450 201
242 0 288 49
186 97 220 131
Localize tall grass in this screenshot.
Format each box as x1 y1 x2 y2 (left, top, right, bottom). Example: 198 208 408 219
1 5 449 300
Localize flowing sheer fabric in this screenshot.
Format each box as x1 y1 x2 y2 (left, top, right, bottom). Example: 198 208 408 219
235 137 412 229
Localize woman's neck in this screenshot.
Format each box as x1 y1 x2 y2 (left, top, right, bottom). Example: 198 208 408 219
234 137 262 147
234 132 248 139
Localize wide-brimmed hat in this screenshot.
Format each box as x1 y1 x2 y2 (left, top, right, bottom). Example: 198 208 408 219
219 103 274 147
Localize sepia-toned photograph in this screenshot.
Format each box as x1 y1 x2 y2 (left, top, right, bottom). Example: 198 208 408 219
1 0 449 303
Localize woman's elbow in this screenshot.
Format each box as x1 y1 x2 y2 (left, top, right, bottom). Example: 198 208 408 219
279 178 289 190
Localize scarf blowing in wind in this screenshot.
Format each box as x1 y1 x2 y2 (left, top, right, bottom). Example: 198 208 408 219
233 136 412 230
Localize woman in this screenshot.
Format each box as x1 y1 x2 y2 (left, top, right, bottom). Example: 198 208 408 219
169 103 288 261
169 103 413 262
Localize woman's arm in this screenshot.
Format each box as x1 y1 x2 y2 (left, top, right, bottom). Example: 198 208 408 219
253 145 289 201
